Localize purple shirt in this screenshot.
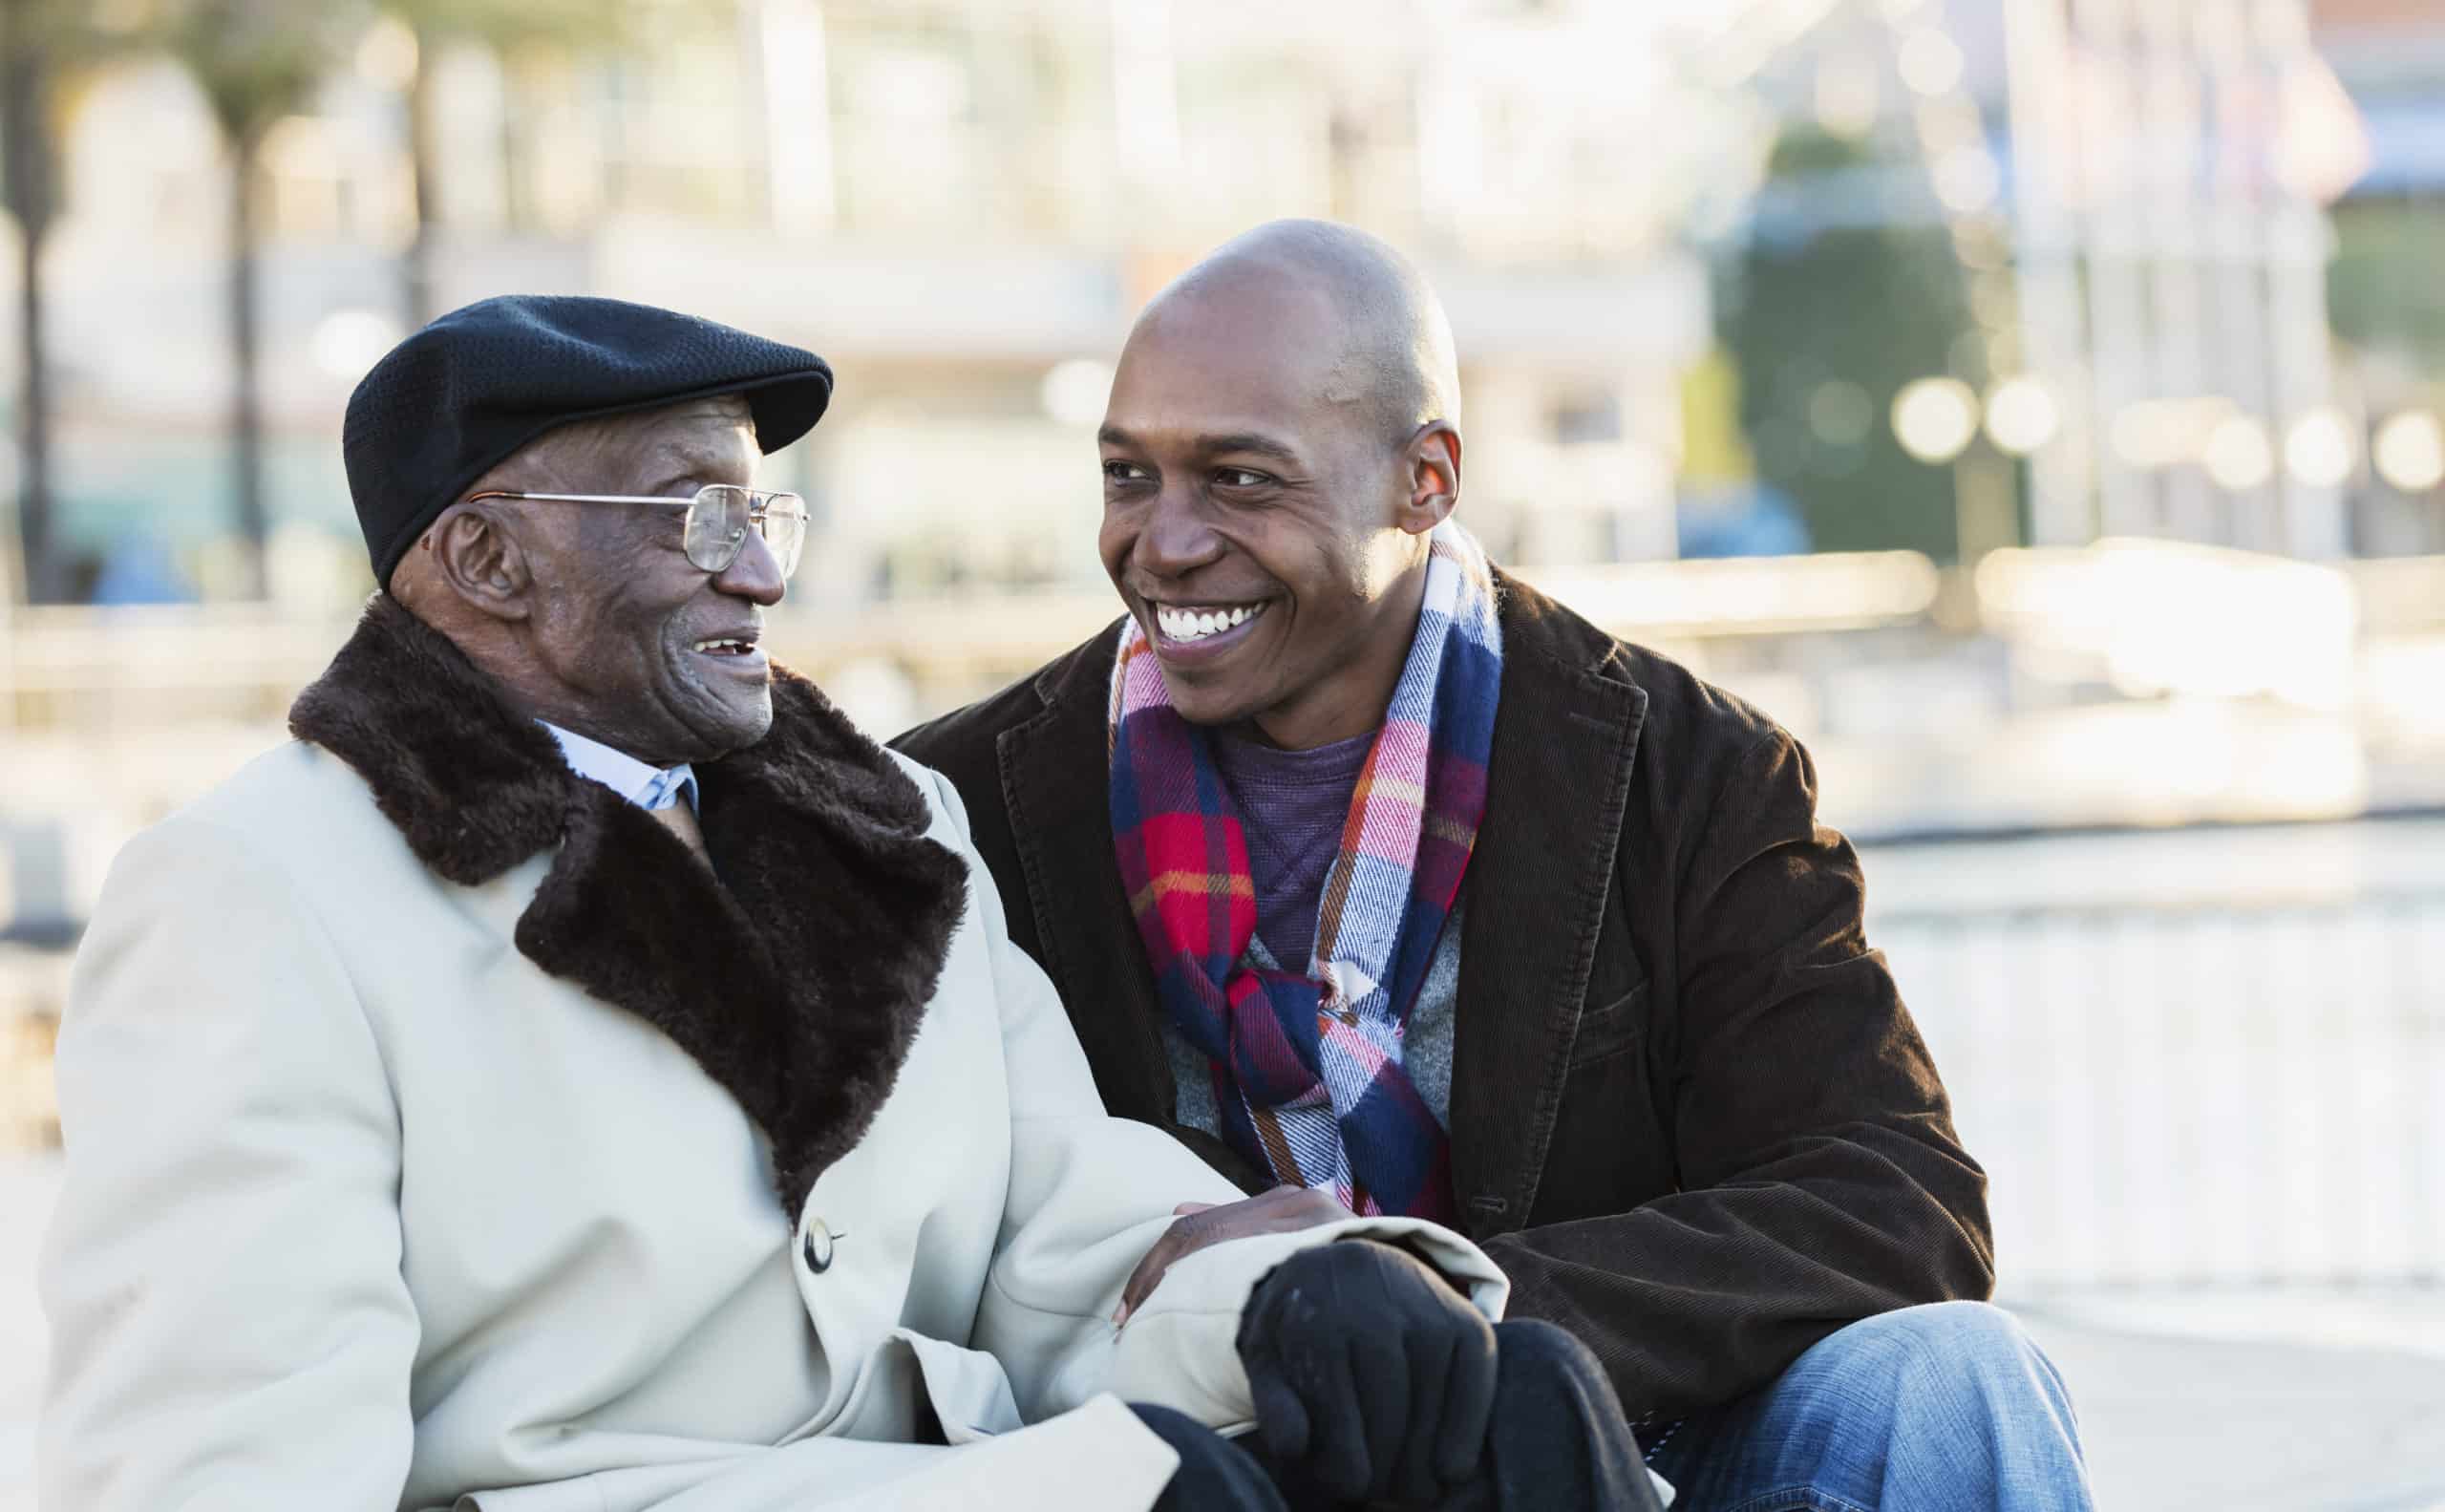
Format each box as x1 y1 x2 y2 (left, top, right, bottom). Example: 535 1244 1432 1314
1208 725 1374 971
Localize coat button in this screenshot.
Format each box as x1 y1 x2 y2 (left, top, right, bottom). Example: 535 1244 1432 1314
801 1218 840 1273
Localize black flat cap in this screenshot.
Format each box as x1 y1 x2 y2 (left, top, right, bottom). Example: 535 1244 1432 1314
344 294 834 586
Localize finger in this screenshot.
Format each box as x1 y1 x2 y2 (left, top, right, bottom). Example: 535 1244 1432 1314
1345 1331 1411 1503
1304 1342 1377 1503
1392 1325 1456 1503
1251 1372 1312 1462
1261 1184 1348 1223
1118 1220 1198 1323
1431 1320 1500 1486
1174 1202 1218 1216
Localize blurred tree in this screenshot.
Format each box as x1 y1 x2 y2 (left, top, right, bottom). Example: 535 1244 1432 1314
1714 126 1975 560
380 0 628 327
0 0 133 602
148 0 358 598
2329 200 2445 372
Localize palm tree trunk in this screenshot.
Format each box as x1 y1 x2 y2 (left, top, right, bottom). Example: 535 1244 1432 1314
2 35 57 603
226 136 267 598
14 217 52 602
403 37 439 327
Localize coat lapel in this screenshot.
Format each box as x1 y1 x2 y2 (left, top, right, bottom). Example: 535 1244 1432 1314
1447 575 1647 1237
288 594 967 1213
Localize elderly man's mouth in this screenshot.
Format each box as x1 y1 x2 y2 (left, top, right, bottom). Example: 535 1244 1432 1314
691 633 768 671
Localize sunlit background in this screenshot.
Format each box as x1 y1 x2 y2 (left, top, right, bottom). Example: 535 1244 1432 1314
3 1 2443 1505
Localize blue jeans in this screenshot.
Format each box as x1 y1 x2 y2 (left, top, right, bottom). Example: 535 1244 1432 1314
1645 1302 2093 1512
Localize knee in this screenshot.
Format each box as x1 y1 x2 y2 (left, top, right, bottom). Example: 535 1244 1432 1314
1492 1319 1626 1402
1490 1318 1640 1441
1843 1301 2039 1373
1801 1302 2068 1420
1494 1316 1603 1374
1130 1402 1234 1461
1129 1404 1284 1512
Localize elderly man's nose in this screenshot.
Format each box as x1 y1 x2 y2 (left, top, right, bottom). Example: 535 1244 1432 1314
713 528 787 606
1137 490 1223 578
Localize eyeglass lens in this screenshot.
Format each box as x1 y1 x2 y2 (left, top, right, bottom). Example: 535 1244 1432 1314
684 486 808 579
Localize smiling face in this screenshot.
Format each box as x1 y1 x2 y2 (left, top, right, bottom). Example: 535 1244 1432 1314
1098 266 1457 749
398 395 788 766
516 399 782 764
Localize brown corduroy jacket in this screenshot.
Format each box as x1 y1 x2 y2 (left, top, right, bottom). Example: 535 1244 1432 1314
891 570 1994 1419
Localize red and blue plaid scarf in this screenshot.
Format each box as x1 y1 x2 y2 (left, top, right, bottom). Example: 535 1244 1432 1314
1108 522 1502 1220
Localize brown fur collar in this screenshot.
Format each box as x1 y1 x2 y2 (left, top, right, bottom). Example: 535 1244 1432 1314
289 593 967 1212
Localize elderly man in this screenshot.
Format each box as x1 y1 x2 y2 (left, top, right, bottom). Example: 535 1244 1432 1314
39 296 1665 1512
896 223 2096 1510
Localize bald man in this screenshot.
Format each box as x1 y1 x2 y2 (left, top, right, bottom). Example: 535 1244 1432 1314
897 223 2094 1510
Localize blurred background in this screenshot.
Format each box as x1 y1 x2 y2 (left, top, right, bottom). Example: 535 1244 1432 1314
1 0 2442 1505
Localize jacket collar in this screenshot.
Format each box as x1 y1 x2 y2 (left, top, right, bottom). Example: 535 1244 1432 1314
288 594 968 1213
1005 573 1648 1228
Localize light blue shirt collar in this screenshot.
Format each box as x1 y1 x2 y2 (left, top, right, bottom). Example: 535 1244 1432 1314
539 722 698 813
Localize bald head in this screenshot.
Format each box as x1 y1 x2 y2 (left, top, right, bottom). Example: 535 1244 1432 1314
1138 219 1460 445
1097 222 1467 750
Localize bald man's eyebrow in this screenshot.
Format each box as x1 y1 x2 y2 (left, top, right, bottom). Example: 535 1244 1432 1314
1197 433 1303 464
1096 425 1303 463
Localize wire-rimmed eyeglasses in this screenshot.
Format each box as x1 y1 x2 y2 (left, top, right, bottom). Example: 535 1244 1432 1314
465 485 810 579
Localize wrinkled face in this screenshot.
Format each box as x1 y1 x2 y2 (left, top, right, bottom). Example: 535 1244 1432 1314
1097 279 1426 742
517 400 783 764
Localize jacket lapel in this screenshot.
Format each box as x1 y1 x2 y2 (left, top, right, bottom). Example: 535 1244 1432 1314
1447 575 1648 1237
288 594 967 1214
993 640 1179 1129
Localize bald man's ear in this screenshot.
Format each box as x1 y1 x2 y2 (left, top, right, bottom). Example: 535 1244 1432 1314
423 502 535 622
1398 422 1461 536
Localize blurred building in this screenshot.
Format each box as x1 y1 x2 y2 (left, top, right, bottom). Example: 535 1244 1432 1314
10 0 1734 611
1709 0 2445 563
2315 0 2445 557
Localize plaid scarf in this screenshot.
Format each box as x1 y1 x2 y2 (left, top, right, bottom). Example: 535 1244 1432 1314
1108 522 1502 1219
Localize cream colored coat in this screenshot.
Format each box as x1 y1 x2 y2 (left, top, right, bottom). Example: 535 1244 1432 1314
39 601 1505 1512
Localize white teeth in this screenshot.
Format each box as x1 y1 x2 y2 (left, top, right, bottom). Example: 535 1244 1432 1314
693 638 755 654
1155 603 1266 643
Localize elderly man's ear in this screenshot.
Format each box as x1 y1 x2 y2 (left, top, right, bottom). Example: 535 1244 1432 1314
416 503 535 622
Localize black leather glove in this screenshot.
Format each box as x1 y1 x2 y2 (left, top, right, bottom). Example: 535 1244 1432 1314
1234 1239 1499 1505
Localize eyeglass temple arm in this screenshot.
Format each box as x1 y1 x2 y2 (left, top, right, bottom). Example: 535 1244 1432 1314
466 490 691 505
466 490 802 508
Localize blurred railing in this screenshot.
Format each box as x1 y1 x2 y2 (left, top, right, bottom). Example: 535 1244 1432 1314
1882 877 2445 1289
0 553 1945 731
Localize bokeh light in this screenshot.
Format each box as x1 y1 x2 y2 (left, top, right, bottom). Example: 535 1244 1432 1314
1896 29 1967 96
1984 376 2060 456
2201 415 2278 491
1931 146 2002 213
1038 359 1116 431
2371 411 2445 493
2284 407 2358 488
1892 377 1980 463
